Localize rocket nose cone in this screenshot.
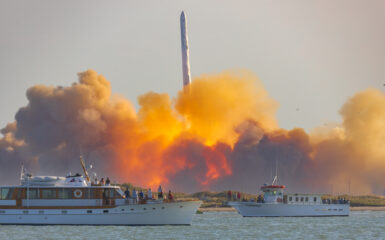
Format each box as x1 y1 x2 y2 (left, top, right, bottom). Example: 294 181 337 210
180 11 185 19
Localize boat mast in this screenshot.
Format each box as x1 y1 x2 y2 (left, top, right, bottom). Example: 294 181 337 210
80 155 91 183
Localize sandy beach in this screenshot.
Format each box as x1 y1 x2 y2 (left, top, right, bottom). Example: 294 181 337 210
350 206 385 211
199 206 385 212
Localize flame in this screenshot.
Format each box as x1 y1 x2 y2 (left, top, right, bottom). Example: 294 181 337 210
104 70 277 189
2 69 385 194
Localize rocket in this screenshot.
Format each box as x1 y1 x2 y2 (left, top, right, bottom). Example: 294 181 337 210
180 11 191 87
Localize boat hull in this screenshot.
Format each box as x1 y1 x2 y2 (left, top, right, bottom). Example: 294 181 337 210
0 201 201 225
229 202 349 217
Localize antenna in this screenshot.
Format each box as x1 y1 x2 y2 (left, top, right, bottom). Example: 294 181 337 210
271 158 278 185
20 163 24 184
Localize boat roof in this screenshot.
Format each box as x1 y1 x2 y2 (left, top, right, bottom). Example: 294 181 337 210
261 185 286 189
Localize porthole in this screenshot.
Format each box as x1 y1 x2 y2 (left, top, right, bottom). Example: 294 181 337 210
62 210 67 214
39 210 44 214
161 207 165 209
130 208 134 211
87 210 92 214
180 206 183 208
121 209 125 211
143 208 146 210
103 210 109 214
152 208 156 210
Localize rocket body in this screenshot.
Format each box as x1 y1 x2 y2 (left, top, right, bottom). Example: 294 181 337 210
180 11 191 87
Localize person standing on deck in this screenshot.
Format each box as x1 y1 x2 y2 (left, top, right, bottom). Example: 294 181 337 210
168 190 174 201
158 185 163 199
148 188 152 199
132 189 138 203
124 187 130 199
100 178 105 186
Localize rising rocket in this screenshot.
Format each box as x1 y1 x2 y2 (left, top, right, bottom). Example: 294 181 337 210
180 11 191 87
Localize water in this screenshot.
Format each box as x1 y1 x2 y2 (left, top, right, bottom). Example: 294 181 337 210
0 211 384 240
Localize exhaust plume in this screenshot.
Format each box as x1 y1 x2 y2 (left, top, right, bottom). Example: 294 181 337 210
0 70 384 194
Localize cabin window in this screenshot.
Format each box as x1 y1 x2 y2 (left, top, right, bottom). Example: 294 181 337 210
62 210 67 214
109 189 114 198
1 188 14 200
289 197 292 201
305 197 309 202
17 188 23 199
295 197 299 202
0 188 8 200
87 210 92 214
300 197 304 202
314 197 317 202
41 189 56 199
84 189 94 199
27 188 39 199
59 188 73 199
103 210 109 214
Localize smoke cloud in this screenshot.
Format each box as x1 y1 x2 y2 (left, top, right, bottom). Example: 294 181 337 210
0 70 384 194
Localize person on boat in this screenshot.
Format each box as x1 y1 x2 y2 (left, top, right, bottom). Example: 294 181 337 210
132 189 138 203
158 185 163 199
100 178 105 186
139 190 144 200
237 192 241 201
94 177 98 185
148 188 152 199
168 190 174 201
124 187 130 199
106 177 111 186
227 190 232 201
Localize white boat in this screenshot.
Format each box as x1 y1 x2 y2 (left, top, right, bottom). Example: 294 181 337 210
0 162 201 225
228 176 349 217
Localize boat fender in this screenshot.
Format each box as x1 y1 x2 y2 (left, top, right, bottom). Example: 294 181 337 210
74 189 83 198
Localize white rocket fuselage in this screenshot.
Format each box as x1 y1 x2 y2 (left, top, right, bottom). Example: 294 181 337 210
180 11 191 87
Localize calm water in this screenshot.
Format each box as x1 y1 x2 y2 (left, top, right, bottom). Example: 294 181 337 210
0 211 384 240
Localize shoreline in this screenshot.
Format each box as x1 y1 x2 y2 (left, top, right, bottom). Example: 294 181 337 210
198 206 385 212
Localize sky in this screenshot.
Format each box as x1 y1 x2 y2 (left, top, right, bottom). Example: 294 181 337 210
1 0 385 132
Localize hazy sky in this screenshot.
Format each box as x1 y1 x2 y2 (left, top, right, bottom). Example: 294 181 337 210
1 0 384 131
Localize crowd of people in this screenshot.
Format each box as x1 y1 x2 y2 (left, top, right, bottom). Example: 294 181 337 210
123 185 174 203
93 176 174 203
93 177 111 186
227 190 242 201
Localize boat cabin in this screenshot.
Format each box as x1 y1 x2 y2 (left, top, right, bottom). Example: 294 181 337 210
260 184 285 203
0 174 125 209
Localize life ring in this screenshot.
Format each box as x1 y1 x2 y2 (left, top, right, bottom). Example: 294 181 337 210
74 189 83 198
